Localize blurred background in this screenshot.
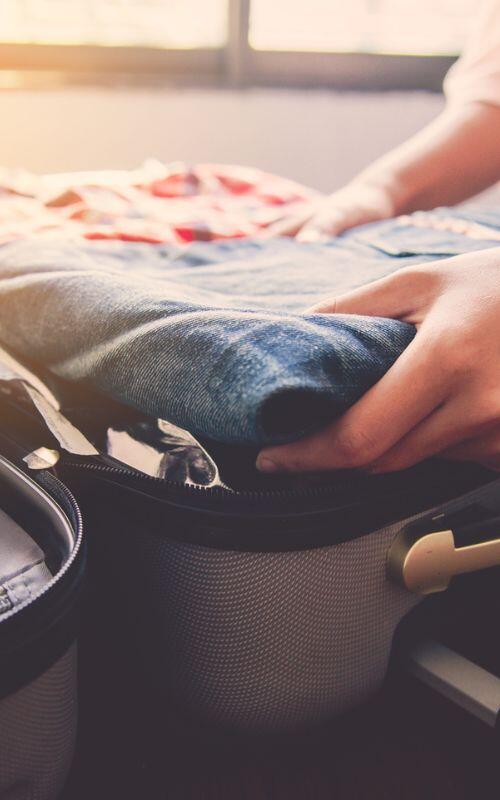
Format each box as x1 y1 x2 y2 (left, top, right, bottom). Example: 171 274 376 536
0 0 476 189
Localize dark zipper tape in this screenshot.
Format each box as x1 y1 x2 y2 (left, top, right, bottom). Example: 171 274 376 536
0 462 85 700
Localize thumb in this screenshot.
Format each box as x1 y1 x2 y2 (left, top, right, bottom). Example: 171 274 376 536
305 267 428 321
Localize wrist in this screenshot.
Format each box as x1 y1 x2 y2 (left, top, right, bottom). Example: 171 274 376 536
351 165 425 218
347 173 403 218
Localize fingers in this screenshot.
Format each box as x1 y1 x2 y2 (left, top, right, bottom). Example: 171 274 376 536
366 395 483 473
262 198 354 241
261 206 316 238
296 209 351 242
440 429 500 468
256 328 448 473
306 266 434 321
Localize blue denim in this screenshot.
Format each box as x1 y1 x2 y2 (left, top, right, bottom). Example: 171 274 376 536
0 207 498 445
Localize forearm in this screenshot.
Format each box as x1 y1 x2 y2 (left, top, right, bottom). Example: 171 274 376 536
352 101 500 215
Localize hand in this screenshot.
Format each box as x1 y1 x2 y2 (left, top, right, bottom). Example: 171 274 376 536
263 181 396 241
257 247 500 474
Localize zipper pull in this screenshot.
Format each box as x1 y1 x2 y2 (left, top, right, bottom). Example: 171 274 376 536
23 447 60 470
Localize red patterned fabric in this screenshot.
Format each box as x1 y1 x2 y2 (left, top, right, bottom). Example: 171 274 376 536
0 160 317 245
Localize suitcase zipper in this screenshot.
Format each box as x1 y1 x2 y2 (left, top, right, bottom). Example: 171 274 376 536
3 387 494 509
59 455 405 505
58 455 498 521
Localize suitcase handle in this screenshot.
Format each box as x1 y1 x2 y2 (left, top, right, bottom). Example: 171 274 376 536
387 521 500 595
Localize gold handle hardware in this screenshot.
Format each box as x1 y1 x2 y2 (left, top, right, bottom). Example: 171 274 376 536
387 527 500 595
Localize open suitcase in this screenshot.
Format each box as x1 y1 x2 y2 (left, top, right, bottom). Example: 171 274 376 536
0 446 84 799
1 350 500 736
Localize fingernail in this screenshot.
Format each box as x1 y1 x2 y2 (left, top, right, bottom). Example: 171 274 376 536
256 456 279 473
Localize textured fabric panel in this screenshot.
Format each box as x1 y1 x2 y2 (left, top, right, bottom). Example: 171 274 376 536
105 518 421 732
0 645 77 800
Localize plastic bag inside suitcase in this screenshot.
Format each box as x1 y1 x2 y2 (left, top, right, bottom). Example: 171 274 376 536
0 449 83 800
1 354 499 735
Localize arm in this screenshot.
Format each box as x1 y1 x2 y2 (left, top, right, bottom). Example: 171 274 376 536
358 101 500 214
267 101 500 240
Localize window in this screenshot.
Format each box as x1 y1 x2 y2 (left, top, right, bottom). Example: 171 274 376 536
0 0 228 49
0 0 479 89
249 0 476 55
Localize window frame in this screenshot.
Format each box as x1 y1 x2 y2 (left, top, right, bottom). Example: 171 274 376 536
0 0 458 91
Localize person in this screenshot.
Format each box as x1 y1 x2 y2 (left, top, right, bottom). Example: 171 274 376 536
256 0 500 475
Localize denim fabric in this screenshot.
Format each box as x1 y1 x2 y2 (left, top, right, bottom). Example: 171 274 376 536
0 208 498 445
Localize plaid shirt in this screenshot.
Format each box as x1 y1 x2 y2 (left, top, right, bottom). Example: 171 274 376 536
0 160 318 245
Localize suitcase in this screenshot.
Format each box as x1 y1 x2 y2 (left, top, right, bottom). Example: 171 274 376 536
0 446 84 800
1 351 500 735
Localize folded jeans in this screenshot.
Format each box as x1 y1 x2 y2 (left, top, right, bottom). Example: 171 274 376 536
0 207 498 445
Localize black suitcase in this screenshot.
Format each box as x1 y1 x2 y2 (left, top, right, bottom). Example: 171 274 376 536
1 350 499 734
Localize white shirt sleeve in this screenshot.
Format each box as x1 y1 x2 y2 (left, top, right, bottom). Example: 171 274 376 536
444 0 500 107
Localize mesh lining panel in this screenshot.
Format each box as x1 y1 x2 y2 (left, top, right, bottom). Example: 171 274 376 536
0 645 77 800
108 519 421 732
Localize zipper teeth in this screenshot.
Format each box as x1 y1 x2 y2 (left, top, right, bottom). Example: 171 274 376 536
0 469 83 624
62 459 353 503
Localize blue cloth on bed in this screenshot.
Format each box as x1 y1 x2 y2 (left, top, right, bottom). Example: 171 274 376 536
0 207 498 445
